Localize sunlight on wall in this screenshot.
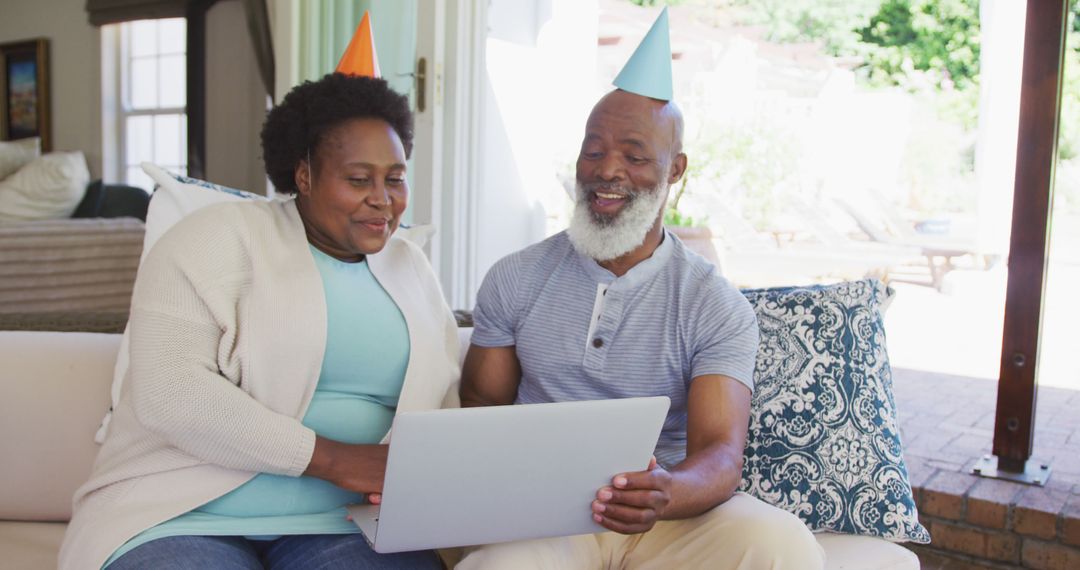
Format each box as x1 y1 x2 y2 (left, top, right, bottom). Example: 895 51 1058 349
475 0 598 278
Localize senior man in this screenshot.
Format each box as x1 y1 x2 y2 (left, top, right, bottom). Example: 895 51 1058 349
456 8 824 570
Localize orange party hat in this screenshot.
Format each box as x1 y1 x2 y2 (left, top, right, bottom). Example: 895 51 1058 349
336 11 381 78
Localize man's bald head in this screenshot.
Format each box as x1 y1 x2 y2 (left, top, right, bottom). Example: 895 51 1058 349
588 89 684 158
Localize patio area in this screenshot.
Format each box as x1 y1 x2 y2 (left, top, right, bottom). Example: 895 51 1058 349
893 367 1080 568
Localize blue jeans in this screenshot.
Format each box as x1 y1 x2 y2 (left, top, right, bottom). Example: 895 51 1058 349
107 534 444 570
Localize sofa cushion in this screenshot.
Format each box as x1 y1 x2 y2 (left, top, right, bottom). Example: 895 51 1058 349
739 279 929 543
0 331 119 521
72 180 152 221
139 162 264 264
0 137 40 180
817 533 919 570
0 152 90 222
0 521 67 569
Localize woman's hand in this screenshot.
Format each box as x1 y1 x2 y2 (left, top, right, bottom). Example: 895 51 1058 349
590 456 672 534
304 436 389 500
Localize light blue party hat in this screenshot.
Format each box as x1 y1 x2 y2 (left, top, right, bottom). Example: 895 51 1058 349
613 7 673 101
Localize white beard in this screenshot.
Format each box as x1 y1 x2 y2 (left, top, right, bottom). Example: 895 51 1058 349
566 181 667 262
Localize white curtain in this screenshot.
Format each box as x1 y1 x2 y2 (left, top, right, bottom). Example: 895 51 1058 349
297 0 417 99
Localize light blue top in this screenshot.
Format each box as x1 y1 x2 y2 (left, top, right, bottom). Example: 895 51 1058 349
104 245 410 567
471 230 758 468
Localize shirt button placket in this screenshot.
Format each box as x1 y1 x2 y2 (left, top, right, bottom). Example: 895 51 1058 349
585 292 621 372
584 327 606 369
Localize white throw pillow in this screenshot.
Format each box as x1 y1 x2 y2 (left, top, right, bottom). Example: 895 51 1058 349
95 163 266 443
396 224 436 249
0 151 90 222
0 137 40 180
138 162 266 262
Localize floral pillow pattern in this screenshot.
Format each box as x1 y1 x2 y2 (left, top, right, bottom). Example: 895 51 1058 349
165 171 262 200
739 279 929 543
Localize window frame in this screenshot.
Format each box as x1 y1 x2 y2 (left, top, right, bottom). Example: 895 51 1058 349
102 18 189 190
121 18 188 188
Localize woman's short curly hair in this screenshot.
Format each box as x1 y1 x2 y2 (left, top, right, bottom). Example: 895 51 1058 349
261 73 414 194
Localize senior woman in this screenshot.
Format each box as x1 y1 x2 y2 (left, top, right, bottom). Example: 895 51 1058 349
58 74 458 569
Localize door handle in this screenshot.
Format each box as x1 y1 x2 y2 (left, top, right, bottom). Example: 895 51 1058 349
416 57 427 113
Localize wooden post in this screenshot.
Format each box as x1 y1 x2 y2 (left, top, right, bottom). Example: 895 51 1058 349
987 0 1067 479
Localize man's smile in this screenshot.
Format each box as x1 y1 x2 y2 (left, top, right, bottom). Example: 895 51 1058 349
588 189 631 217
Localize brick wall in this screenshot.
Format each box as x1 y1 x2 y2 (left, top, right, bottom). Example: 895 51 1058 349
892 369 1080 569
909 462 1080 569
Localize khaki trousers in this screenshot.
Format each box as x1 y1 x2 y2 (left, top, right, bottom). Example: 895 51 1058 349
454 493 825 570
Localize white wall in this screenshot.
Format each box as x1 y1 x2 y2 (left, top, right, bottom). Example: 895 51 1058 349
0 0 103 178
479 0 548 279
468 0 597 305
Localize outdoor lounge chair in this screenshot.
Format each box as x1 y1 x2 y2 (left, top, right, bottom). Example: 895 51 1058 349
710 203 920 288
835 195 981 291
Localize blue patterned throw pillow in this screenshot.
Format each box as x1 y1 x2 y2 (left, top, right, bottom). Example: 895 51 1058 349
164 171 262 199
739 279 929 543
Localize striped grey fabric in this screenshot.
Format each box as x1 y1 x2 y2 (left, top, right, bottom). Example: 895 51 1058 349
0 218 144 313
472 230 758 468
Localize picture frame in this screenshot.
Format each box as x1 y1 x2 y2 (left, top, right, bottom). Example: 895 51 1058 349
0 38 50 152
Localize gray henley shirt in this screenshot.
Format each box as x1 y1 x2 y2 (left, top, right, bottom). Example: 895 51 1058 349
472 230 759 467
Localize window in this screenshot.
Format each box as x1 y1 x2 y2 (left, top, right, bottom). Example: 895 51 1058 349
110 18 187 190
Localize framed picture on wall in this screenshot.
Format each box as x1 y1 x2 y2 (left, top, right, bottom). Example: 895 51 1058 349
0 39 50 151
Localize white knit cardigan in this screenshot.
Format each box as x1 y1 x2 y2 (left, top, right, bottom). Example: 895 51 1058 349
59 199 461 569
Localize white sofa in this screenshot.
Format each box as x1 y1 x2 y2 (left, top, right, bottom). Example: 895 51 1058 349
0 330 920 569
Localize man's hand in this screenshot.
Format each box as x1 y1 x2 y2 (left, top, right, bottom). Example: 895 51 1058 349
591 457 672 534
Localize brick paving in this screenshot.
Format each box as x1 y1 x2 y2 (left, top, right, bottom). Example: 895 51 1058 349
893 367 1080 569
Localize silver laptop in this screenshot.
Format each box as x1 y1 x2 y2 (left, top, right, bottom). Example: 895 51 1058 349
347 396 670 553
